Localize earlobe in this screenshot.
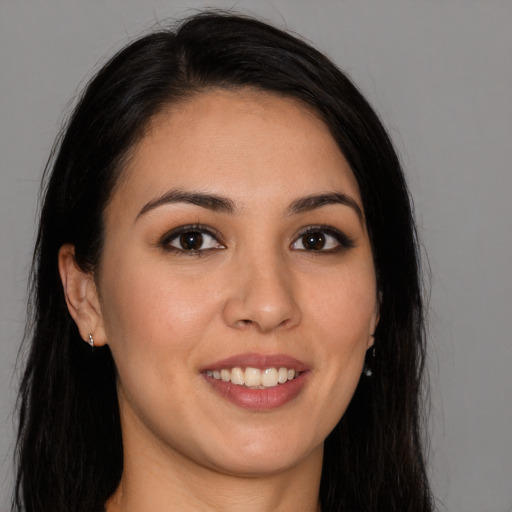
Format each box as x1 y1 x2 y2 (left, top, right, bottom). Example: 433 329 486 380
58 244 107 346
367 295 381 349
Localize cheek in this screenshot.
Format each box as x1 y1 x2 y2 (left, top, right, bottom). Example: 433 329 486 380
97 258 230 412
304 265 377 410
307 263 377 344
100 258 218 350
97 261 212 414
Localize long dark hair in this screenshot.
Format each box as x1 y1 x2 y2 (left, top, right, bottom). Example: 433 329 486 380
14 11 433 512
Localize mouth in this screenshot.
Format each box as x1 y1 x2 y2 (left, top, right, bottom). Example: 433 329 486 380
204 367 300 389
201 353 309 410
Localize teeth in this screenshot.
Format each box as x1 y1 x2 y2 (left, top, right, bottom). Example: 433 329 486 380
261 368 278 387
244 367 261 387
278 367 288 384
206 366 299 388
231 367 245 385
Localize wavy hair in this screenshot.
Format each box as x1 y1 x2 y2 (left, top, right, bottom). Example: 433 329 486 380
14 11 433 512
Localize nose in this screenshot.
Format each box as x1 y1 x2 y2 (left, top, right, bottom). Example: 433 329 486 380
222 251 301 334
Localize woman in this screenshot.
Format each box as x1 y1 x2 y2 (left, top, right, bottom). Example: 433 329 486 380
14 11 433 512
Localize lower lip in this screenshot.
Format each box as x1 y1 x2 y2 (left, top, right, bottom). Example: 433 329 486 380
204 372 309 411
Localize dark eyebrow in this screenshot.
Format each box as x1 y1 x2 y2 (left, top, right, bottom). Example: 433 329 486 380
287 193 364 222
136 189 236 220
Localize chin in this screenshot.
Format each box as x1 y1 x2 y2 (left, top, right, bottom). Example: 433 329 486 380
200 429 323 477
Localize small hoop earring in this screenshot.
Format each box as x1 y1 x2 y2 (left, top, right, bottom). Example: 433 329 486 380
88 333 94 348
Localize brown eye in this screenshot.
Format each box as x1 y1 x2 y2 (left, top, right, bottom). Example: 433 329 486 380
291 226 354 253
165 227 224 253
301 232 325 250
179 232 204 250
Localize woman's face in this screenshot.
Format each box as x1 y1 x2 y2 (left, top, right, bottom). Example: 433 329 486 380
94 89 378 477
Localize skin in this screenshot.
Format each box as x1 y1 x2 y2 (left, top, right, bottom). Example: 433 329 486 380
59 89 379 512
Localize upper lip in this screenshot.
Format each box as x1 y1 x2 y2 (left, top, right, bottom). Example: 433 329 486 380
202 352 309 372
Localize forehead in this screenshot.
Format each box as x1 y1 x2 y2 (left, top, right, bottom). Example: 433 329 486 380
108 88 362 218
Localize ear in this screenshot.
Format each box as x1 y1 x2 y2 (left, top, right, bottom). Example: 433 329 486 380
58 243 107 346
367 291 382 349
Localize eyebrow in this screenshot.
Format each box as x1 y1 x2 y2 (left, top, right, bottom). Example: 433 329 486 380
136 189 236 220
136 189 363 223
287 192 363 222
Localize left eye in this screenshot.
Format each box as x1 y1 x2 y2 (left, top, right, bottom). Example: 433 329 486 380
291 228 351 252
167 230 223 252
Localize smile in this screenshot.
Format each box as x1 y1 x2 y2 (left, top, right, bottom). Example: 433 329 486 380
205 367 299 388
202 353 309 410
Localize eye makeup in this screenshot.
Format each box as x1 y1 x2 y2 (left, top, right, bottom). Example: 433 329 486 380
291 225 355 254
159 223 225 255
157 220 355 257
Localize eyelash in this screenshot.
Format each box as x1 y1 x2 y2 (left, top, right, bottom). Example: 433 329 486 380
160 224 225 255
159 224 354 255
292 225 355 253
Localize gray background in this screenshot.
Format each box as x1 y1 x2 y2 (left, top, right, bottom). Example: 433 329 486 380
1 1 511 511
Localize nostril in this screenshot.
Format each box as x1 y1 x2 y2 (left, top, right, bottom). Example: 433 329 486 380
233 317 293 332
232 319 256 330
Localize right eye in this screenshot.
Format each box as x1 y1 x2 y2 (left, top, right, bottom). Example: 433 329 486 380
162 225 225 254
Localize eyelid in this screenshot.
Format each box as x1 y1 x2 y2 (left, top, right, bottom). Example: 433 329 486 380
160 224 225 251
158 223 353 254
291 225 355 251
